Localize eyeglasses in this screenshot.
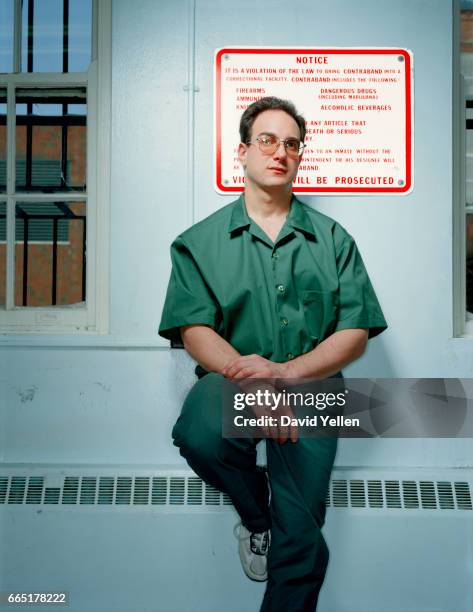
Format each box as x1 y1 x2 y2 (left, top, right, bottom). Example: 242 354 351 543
246 134 306 159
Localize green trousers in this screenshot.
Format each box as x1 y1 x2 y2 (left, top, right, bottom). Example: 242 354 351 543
171 372 338 612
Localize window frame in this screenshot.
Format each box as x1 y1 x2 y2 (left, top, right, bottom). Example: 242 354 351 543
460 71 473 336
0 0 111 334
455 5 470 337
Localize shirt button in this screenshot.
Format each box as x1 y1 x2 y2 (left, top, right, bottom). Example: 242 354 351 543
286 352 294 360
277 284 285 293
272 251 279 259
280 317 289 327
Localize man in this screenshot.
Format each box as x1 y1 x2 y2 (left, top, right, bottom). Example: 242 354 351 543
159 96 387 611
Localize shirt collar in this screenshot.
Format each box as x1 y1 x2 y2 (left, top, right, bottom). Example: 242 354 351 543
228 194 251 233
286 195 316 238
228 193 316 239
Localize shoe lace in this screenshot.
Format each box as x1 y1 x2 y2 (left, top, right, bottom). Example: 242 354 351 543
233 521 270 556
250 531 270 555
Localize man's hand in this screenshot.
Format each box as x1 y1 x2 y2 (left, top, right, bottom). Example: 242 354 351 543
223 358 298 444
272 398 299 444
235 378 299 444
251 400 298 444
222 354 288 379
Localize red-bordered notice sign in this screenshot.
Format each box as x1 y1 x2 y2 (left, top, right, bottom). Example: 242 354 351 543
214 47 413 195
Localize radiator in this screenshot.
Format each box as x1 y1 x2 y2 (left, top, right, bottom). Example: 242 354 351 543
0 465 471 612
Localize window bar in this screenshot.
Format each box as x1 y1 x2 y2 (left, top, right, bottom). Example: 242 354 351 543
25 102 33 189
24 0 34 190
27 0 34 73
61 108 68 189
52 216 58 305
82 217 86 301
6 82 16 310
61 1 69 189
22 212 29 306
63 0 69 73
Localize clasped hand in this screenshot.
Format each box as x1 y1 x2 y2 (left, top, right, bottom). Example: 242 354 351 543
222 354 298 444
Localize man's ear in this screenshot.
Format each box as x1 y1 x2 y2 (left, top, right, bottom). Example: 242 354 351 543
237 142 248 169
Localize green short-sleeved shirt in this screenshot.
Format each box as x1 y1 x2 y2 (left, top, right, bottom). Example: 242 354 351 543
158 194 387 364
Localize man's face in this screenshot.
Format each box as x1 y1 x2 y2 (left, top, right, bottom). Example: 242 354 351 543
238 109 303 191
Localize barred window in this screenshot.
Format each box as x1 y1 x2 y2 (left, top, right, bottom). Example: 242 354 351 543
0 0 110 332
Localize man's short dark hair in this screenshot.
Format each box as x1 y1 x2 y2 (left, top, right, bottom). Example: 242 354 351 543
239 96 306 144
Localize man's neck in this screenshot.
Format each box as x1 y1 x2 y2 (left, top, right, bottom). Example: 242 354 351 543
243 183 293 220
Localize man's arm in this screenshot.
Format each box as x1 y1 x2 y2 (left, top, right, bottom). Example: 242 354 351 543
222 328 368 381
182 324 299 443
181 324 241 375
285 328 368 379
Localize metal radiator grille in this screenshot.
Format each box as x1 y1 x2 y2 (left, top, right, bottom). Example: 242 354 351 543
327 479 472 510
0 474 471 510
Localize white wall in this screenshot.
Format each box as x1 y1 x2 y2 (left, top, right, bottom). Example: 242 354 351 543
2 3 472 612
1 0 471 469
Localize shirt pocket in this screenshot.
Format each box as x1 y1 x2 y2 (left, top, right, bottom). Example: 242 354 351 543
302 290 339 345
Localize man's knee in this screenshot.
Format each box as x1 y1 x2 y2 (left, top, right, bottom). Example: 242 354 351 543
172 371 242 463
173 423 224 465
181 371 227 417
173 371 231 435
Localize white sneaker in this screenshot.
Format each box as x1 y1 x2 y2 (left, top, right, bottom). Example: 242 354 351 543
233 522 271 582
